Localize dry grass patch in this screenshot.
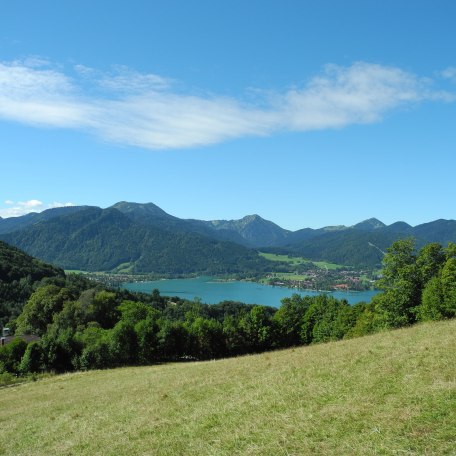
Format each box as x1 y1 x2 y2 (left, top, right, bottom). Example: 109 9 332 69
0 320 455 455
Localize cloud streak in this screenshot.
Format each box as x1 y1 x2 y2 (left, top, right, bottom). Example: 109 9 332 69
0 60 454 150
441 67 456 83
0 200 75 218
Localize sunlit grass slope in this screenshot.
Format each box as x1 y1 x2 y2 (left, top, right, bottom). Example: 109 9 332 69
1 320 455 455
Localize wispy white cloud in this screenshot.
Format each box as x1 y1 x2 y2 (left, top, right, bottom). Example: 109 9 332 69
0 200 75 218
73 64 96 77
98 65 172 92
21 56 52 68
441 67 456 83
0 61 94 128
0 59 454 150
74 64 172 93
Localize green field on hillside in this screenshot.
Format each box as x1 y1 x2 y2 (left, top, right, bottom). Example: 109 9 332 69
260 252 344 270
1 320 455 455
260 271 312 281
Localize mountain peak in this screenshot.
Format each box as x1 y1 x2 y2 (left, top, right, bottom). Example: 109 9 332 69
386 221 412 232
110 201 171 219
206 214 289 247
240 214 264 223
353 218 386 231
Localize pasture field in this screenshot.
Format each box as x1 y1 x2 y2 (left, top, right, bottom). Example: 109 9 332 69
259 252 344 270
1 320 455 455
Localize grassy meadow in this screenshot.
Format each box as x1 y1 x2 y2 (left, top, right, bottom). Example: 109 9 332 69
259 252 344 270
1 319 455 455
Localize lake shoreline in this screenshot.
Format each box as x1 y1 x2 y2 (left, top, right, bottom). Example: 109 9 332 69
122 276 379 307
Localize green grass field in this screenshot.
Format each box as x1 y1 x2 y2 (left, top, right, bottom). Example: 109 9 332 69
261 272 311 281
260 252 344 270
1 320 455 455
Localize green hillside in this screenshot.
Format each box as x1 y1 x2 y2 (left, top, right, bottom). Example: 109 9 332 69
1 319 455 455
0 241 64 327
1 207 273 275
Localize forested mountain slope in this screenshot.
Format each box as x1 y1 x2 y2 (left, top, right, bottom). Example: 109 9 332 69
0 207 273 274
269 219 456 267
0 205 89 235
1 201 455 270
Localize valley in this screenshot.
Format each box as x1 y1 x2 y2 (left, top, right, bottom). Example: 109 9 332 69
2 4 455 455
0 202 454 287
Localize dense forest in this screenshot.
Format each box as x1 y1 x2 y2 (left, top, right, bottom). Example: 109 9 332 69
0 239 455 379
0 241 64 328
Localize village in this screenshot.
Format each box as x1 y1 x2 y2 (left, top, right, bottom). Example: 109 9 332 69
264 266 378 292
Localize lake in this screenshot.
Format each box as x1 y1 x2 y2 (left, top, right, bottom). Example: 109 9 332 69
123 276 379 307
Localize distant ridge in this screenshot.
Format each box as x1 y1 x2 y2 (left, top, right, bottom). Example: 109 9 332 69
0 205 273 274
0 205 90 235
0 201 455 270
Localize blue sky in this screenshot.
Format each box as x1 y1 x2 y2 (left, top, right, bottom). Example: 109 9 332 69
0 0 455 230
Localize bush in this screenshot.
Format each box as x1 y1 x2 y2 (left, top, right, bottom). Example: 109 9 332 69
19 341 44 373
0 338 28 374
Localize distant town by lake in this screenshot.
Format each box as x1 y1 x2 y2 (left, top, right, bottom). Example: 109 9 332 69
123 276 379 307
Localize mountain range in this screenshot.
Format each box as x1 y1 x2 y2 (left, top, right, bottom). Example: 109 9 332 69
0 201 455 273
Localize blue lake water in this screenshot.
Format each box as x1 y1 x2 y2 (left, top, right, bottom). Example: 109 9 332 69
123 276 379 308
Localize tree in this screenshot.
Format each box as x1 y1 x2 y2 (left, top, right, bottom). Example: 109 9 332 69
118 300 158 325
222 315 246 356
239 306 275 352
375 239 421 328
416 243 445 286
40 326 80 372
419 276 445 321
87 291 120 329
15 285 72 336
186 317 224 359
0 338 27 374
345 302 377 338
158 320 189 359
445 242 456 260
274 294 311 347
19 341 44 373
135 317 160 364
441 257 456 318
378 238 417 289
52 300 86 331
77 324 113 370
109 321 138 366
300 295 351 344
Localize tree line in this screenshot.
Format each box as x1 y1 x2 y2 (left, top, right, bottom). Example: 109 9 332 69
1 239 455 378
